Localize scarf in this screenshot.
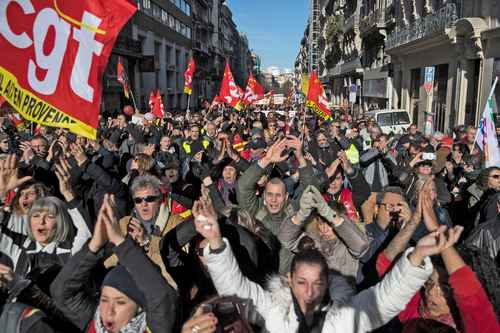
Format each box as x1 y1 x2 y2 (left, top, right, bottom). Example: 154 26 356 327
88 307 148 333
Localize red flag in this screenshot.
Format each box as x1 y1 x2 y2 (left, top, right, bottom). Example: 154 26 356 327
306 72 332 121
210 95 225 108
0 95 6 108
149 90 164 118
183 58 196 95
243 73 264 105
0 0 137 139
117 56 130 99
219 62 242 111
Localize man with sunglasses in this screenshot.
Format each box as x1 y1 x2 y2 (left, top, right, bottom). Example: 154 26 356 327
104 174 186 289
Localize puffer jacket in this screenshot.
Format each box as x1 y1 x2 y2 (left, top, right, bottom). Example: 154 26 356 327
205 239 432 333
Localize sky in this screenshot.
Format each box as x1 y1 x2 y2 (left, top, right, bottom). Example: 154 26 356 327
226 0 308 73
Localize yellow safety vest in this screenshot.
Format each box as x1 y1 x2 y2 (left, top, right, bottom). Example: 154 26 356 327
182 139 210 154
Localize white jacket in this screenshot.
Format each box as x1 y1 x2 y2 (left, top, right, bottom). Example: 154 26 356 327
205 239 432 333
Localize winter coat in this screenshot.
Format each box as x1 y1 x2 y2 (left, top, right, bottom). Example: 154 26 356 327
0 203 91 278
205 239 433 333
376 251 500 333
104 202 186 289
236 162 316 274
51 239 177 333
278 216 369 280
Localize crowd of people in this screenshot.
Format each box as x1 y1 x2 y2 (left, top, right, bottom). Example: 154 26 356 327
0 106 498 333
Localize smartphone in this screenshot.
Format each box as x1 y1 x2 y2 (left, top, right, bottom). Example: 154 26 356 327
422 152 436 161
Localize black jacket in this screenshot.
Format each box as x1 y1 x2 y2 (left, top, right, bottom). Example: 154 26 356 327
50 239 177 333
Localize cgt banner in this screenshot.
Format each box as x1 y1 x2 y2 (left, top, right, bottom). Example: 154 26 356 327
0 0 136 139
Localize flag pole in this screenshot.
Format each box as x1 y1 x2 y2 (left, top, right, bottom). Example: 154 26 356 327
186 94 191 113
128 87 139 114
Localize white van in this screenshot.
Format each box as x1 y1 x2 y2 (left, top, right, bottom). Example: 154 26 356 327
364 109 411 134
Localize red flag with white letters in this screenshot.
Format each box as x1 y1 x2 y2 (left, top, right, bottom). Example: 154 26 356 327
0 0 136 139
219 62 242 111
183 58 196 95
243 73 264 105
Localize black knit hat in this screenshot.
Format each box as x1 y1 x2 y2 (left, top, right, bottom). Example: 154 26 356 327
102 265 146 307
190 140 205 156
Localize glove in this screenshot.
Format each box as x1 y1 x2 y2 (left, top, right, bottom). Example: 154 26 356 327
308 186 339 225
296 185 316 222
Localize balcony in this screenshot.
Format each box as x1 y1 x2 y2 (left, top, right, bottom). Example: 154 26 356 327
113 35 142 56
386 2 459 51
359 9 385 35
193 40 210 55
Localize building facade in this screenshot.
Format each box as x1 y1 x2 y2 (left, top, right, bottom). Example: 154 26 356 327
296 0 500 131
102 0 260 114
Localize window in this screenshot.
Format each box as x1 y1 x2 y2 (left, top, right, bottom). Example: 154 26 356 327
153 4 162 19
393 112 410 125
185 3 190 16
168 15 175 29
162 10 168 23
175 20 180 33
186 26 191 39
142 0 150 9
377 113 393 126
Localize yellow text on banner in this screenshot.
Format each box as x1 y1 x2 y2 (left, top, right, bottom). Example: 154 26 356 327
306 100 332 121
0 66 97 139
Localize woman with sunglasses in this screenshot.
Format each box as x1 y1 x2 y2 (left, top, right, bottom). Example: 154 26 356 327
104 174 188 290
473 166 500 225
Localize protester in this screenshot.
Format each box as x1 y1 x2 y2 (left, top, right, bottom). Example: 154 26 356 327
0 102 498 333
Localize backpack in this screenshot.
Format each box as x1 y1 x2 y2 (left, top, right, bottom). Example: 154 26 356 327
0 302 46 333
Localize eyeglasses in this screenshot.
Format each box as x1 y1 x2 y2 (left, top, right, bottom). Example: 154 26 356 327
133 195 161 204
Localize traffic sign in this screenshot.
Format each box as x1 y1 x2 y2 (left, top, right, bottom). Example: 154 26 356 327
423 66 435 95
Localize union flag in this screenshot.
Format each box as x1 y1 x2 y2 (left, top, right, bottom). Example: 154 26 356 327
183 58 196 95
306 71 332 121
117 57 130 99
149 90 164 119
219 62 242 111
243 73 265 105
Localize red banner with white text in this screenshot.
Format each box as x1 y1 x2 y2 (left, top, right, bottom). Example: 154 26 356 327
0 0 136 139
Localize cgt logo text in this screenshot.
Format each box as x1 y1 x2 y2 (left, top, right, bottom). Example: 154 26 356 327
0 0 104 102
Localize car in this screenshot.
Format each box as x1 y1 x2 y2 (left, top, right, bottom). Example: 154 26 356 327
364 109 411 134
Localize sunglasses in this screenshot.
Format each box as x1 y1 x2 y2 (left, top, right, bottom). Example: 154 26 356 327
133 195 161 204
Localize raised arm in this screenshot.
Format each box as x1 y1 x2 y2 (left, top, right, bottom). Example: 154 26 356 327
193 197 273 317
441 233 500 332
323 227 470 332
236 139 288 215
308 185 369 257
54 158 92 254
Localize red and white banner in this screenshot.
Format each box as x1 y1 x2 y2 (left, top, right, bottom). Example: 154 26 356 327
183 58 196 95
243 73 264 105
0 0 136 139
219 62 242 111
